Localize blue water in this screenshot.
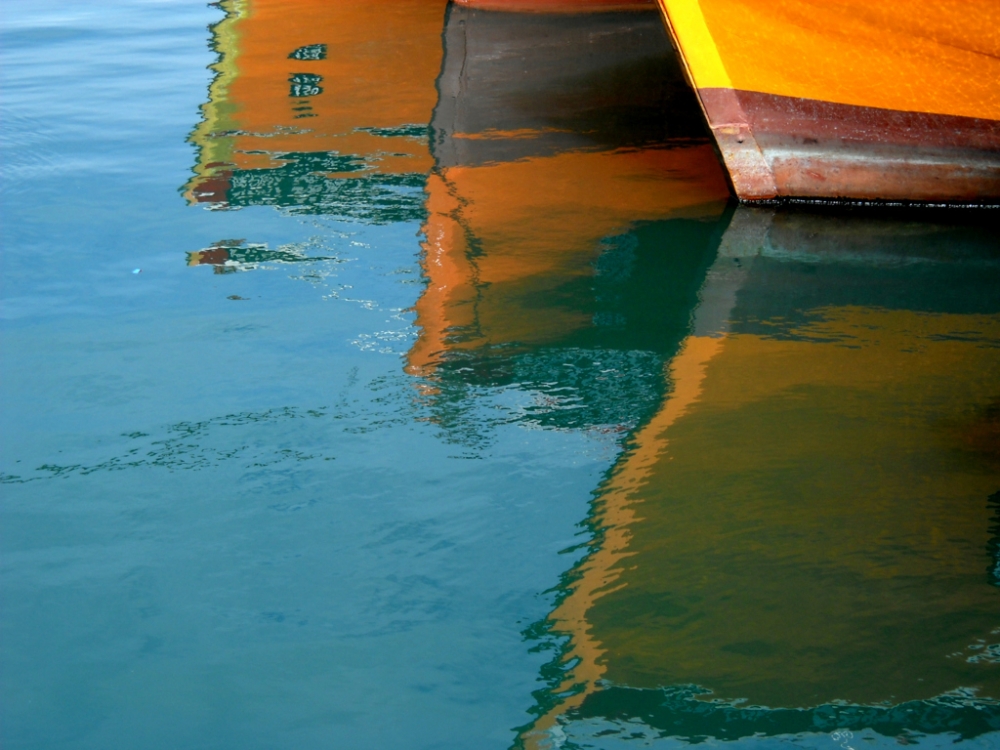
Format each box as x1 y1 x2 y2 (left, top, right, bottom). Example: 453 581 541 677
1 3 600 746
2 2 998 749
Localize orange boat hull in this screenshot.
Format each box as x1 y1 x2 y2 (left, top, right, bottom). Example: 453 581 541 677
658 0 1000 204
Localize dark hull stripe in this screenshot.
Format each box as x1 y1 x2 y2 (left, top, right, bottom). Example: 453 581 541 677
697 88 1000 204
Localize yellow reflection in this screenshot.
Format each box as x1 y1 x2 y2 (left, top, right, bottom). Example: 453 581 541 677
584 306 1000 705
523 217 1000 743
524 333 727 744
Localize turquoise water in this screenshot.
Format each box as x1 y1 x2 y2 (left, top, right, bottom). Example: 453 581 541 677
2 2 998 749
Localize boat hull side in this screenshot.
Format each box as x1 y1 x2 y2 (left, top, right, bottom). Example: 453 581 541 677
700 88 1000 204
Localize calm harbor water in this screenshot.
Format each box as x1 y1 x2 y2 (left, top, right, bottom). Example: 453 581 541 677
1 1 998 748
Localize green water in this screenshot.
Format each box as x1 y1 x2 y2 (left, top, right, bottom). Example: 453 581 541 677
1 2 998 748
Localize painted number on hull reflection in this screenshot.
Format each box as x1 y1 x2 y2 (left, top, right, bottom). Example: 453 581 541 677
288 43 326 61
289 73 322 98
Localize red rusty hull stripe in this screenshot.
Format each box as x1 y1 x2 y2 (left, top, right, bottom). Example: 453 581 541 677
697 88 1000 204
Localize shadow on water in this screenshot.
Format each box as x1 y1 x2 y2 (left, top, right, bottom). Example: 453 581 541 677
184 1 1000 746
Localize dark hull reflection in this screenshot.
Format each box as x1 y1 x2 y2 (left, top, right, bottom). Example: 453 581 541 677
407 5 730 438
432 6 709 167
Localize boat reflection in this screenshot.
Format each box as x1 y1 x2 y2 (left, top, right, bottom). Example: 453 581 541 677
410 75 1000 732
184 2 1000 745
387 4 1000 744
518 208 1000 746
185 0 448 220
406 4 730 437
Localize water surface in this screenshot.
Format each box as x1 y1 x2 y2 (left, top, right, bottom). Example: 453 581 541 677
1 2 998 748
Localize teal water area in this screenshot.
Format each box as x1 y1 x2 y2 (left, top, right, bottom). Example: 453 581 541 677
2 2 999 749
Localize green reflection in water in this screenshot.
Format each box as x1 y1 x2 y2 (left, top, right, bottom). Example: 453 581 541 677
417 218 724 440
222 155 426 220
183 0 443 221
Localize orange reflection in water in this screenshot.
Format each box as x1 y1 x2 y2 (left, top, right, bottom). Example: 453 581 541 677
186 0 448 206
407 146 729 376
405 5 729 379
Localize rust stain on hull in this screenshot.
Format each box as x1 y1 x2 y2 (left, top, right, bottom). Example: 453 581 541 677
700 89 1000 204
